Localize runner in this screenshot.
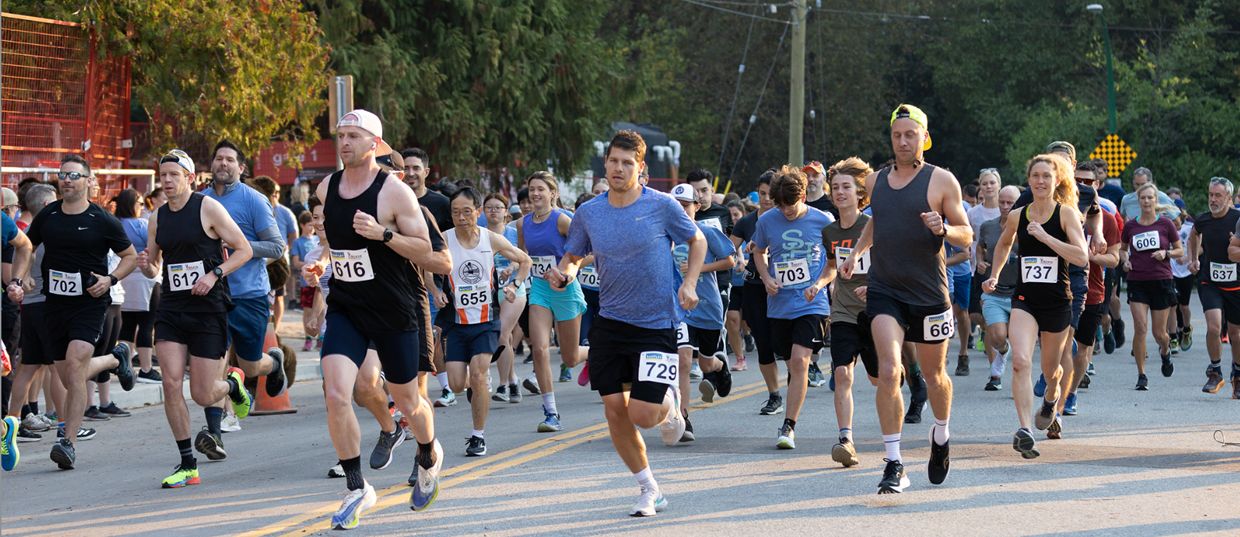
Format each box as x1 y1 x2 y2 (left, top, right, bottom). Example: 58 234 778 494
202 140 288 460
732 171 783 414
685 170 739 384
517 171 588 432
139 149 256 487
968 169 1002 368
946 220 973 376
752 166 834 449
723 201 749 371
1169 212 1193 353
24 154 138 469
976 186 1021 391
440 187 530 456
668 184 735 441
820 157 876 467
315 110 443 528
983 154 1088 458
1119 183 1182 390
551 130 703 516
1 207 31 471
1187 177 1240 397
803 160 839 218
485 194 528 404
839 104 970 493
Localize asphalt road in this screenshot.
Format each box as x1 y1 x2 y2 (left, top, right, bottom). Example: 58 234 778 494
2 305 1239 537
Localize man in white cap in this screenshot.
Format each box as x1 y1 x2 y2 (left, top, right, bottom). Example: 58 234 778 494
314 109 445 529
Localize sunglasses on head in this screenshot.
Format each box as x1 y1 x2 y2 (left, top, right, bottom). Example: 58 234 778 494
57 171 88 181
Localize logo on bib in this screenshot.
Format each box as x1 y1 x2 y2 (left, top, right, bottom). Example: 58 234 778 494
460 260 484 284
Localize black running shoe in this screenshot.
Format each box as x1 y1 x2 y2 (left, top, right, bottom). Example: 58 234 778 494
1135 374 1149 391
1160 352 1173 378
50 439 75 470
904 395 925 424
954 355 969 376
1113 318 1126 349
1078 373 1091 390
1203 366 1224 394
112 342 135 391
370 428 405 470
716 357 733 397
877 458 909 494
928 436 950 485
1013 428 1039 459
1034 400 1056 430
465 435 487 457
759 394 783 415
522 377 541 395
1103 330 1116 354
744 334 756 353
984 377 1001 391
83 406 110 422
194 427 227 461
265 347 288 397
99 402 131 417
680 415 695 443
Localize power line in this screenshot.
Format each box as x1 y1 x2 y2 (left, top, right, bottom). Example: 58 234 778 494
716 8 758 175
728 24 790 179
679 0 791 25
810 6 1240 35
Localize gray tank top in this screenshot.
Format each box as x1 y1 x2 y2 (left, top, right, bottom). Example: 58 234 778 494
868 164 950 306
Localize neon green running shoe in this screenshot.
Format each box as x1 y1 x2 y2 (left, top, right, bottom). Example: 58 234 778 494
161 465 200 488
2 416 20 471
226 367 252 420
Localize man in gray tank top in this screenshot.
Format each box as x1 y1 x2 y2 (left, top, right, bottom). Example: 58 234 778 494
839 104 972 494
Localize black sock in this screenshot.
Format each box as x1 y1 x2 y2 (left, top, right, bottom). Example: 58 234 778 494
20 404 30 418
177 438 196 469
783 418 796 431
30 402 39 415
204 407 224 435
226 377 242 403
341 456 364 491
417 440 437 470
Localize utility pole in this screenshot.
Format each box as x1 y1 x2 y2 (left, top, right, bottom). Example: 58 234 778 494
788 0 807 166
1087 4 1118 134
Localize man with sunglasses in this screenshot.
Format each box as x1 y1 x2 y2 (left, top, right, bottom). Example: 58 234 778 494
23 154 138 469
1188 177 1240 398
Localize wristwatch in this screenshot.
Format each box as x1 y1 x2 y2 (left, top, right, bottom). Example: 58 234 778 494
382 229 394 243
212 267 225 278
7 278 21 288
107 274 119 286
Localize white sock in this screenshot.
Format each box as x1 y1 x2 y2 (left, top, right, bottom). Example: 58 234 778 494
933 418 950 445
992 349 1008 378
883 433 902 462
471 429 484 439
839 427 853 443
436 372 450 390
634 467 658 492
542 393 557 414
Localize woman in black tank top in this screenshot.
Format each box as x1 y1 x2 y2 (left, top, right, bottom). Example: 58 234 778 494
981 154 1089 459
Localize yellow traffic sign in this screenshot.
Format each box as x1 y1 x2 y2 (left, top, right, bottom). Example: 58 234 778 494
1089 134 1137 177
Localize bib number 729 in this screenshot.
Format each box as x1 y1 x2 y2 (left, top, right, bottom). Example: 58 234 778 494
638 351 679 386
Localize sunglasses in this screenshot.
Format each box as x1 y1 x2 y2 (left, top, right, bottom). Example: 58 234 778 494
57 171 89 181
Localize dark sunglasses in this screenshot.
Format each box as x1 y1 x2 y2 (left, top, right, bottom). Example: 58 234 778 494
57 171 89 181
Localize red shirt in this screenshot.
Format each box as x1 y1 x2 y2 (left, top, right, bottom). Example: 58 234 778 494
15 219 28 232
1087 212 1121 305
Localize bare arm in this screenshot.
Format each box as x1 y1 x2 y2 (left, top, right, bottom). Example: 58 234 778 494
982 214 1019 292
933 171 973 249
142 210 162 278
491 230 531 302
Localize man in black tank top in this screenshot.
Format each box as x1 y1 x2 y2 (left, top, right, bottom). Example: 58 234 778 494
140 149 257 488
314 109 446 528
839 104 972 494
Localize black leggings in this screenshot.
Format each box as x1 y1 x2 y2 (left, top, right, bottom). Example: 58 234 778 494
94 305 123 356
119 286 161 348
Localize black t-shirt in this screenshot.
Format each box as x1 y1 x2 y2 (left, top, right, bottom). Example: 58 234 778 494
26 200 131 303
695 202 734 236
419 190 453 234
731 210 761 284
1194 208 1240 284
807 195 839 219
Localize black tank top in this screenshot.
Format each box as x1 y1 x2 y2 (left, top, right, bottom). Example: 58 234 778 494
156 193 230 313
868 164 950 306
323 170 420 332
1015 203 1071 305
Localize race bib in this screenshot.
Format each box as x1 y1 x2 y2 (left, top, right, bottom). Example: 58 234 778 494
676 322 689 347
638 351 679 386
1132 231 1160 252
530 255 556 279
1210 262 1237 283
455 284 490 308
1020 256 1058 284
48 270 82 297
330 248 375 282
922 308 955 342
699 218 723 233
774 258 811 286
578 265 599 288
835 247 870 275
167 261 205 292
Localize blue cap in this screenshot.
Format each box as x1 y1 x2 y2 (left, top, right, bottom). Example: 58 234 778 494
748 191 759 204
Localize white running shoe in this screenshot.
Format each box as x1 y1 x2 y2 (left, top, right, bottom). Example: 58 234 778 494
220 413 241 433
330 482 376 530
658 387 686 447
629 487 668 517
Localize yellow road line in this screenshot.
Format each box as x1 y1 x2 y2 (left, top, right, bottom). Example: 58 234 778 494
253 379 774 536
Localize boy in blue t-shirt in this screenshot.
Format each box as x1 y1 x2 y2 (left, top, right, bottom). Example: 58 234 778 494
289 211 320 350
752 166 835 450
670 186 736 434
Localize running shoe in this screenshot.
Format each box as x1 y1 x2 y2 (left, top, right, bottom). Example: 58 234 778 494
161 465 200 488
558 364 572 383
577 363 590 387
265 347 288 397
1046 414 1063 440
831 439 859 467
699 374 717 403
877 458 909 494
659 388 686 446
985 376 1002 391
370 428 405 470
955 355 969 376
904 395 925 424
1087 361 1096 376
112 342 135 391
928 430 950 484
522 376 541 395
829 373 836 392
1180 327 1193 352
316 337 323 350
303 337 314 352
22 413 50 432
629 487 667 517
2 416 20 471
99 402 131 417
1034 400 1056 430
733 355 748 371
17 426 41 443
538 408 562 432
1203 366 1224 394
221 413 241 433
808 362 826 387
1063 393 1078 416
1136 374 1149 391
508 383 522 403
1012 428 1039 459
194 427 227 461
434 388 457 407
34 414 55 430
1033 374 1047 398
679 415 695 443
226 367 252 420
744 334 756 353
136 368 163 384
1103 330 1116 354
759 393 784 415
1113 318 1126 349
50 438 75 470
83 406 110 421
465 435 487 456
689 363 703 381
776 423 795 450
410 440 443 511
58 426 96 441
1160 352 1174 377
1232 372 1240 400
1080 371 1092 389
1169 337 1180 354
492 385 510 403
327 463 345 478
332 482 377 530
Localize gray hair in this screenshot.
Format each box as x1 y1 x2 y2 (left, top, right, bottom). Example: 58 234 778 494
1210 176 1235 197
24 184 57 214
1133 166 1153 182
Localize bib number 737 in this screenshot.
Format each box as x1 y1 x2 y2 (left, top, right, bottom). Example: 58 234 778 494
638 351 679 386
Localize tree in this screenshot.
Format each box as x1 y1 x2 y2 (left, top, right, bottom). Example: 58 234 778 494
7 0 330 162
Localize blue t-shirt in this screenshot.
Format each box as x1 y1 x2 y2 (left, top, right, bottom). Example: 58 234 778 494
565 187 698 330
275 204 297 243
730 239 747 287
290 235 319 285
122 218 148 253
946 242 971 277
673 224 734 329
753 206 834 319
494 224 519 279
204 182 278 299
1 212 16 263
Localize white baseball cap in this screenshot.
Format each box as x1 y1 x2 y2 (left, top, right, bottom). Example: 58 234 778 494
671 183 697 203
336 109 393 157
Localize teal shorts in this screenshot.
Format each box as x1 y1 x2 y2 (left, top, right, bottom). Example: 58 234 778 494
529 278 587 322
